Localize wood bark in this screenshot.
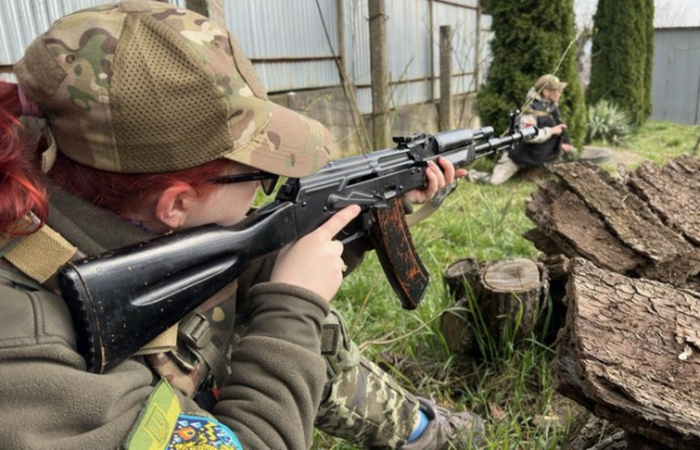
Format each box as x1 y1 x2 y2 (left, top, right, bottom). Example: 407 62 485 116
564 411 628 450
525 159 700 287
441 258 548 354
555 258 700 450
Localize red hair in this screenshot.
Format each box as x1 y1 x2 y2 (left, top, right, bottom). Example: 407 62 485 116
1 80 236 236
50 155 233 216
0 82 47 236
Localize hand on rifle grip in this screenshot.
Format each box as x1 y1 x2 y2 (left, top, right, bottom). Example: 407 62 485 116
403 157 468 205
270 205 361 302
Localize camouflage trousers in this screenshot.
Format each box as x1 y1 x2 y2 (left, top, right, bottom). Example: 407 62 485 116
315 308 420 449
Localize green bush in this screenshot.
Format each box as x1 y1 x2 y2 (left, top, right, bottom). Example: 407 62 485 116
587 0 654 125
477 0 586 149
586 100 632 145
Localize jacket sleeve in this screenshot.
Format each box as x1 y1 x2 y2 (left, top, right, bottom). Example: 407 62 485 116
212 282 329 449
0 272 328 450
520 112 554 144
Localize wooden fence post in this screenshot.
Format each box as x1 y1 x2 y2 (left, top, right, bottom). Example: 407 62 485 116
369 0 390 149
439 25 452 131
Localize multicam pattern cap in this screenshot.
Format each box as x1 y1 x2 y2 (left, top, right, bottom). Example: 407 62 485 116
534 74 568 92
14 0 332 177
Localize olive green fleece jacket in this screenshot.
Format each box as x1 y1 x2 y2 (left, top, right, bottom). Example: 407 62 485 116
0 189 332 449
0 267 329 450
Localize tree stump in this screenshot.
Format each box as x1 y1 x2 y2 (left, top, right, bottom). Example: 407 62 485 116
555 258 700 450
443 258 482 301
524 159 700 287
441 258 481 354
480 258 547 343
441 258 549 355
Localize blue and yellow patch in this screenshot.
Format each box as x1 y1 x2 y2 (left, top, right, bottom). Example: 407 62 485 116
125 380 242 450
168 415 242 450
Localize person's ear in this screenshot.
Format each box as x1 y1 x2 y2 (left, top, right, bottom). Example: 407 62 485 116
154 184 198 230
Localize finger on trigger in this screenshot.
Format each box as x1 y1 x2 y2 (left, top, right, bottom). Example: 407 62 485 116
322 204 361 238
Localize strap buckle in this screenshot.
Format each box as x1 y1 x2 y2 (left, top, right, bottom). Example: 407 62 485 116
179 314 212 350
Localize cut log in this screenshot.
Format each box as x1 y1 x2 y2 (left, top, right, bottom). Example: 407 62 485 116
441 259 481 354
443 258 482 301
441 298 476 354
441 258 549 355
480 258 547 343
555 258 700 450
525 160 700 287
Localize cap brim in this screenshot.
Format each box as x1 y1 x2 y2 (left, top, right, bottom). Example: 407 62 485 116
222 101 332 178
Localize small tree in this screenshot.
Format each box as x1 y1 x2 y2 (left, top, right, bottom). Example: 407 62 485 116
477 0 586 149
587 0 654 125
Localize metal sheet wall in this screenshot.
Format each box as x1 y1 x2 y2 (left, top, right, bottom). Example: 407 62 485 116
652 28 700 125
223 0 341 93
0 0 109 64
1 0 490 115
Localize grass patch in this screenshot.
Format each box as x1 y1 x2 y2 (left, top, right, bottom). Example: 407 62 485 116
617 120 700 165
310 120 699 448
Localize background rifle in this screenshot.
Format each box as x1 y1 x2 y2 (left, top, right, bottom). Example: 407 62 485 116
58 125 537 373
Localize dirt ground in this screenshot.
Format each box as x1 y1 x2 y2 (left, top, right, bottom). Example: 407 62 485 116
582 145 647 168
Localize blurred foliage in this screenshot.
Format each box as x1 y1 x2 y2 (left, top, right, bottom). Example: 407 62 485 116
586 0 654 125
477 0 586 149
586 100 632 146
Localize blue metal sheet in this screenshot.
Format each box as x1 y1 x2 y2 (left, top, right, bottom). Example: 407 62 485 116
652 28 700 124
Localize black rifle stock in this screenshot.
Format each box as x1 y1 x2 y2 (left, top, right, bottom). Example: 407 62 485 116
58 125 537 373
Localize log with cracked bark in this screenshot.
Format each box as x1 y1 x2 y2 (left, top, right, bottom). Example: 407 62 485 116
525 159 700 287
555 258 700 450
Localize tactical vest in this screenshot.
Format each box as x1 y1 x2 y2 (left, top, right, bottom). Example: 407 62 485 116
508 100 561 167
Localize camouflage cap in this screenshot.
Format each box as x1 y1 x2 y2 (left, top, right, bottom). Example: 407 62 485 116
14 0 331 178
534 74 568 92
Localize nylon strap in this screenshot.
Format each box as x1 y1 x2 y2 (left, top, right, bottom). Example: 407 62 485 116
133 325 179 356
406 180 458 226
0 218 76 284
179 313 230 387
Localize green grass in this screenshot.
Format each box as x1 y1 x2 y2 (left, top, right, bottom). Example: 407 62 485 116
310 121 700 449
590 120 700 166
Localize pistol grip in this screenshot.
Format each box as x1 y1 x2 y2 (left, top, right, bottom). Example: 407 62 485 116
369 197 429 309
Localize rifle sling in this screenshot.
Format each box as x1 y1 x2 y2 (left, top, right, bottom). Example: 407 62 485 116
0 218 77 284
179 313 230 387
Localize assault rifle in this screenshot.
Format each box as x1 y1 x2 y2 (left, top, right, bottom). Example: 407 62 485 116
58 124 537 373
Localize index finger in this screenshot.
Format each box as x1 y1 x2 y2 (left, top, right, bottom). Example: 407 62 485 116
319 205 362 239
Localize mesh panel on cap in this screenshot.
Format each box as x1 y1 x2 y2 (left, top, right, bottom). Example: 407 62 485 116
111 13 233 173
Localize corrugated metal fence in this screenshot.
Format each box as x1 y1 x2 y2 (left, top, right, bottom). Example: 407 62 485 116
0 0 491 115
651 28 700 125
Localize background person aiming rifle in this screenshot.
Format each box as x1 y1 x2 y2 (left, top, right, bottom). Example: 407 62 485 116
0 2 534 449
469 74 575 185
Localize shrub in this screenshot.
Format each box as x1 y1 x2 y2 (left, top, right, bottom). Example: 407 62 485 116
586 100 632 145
477 0 586 149
587 0 654 125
